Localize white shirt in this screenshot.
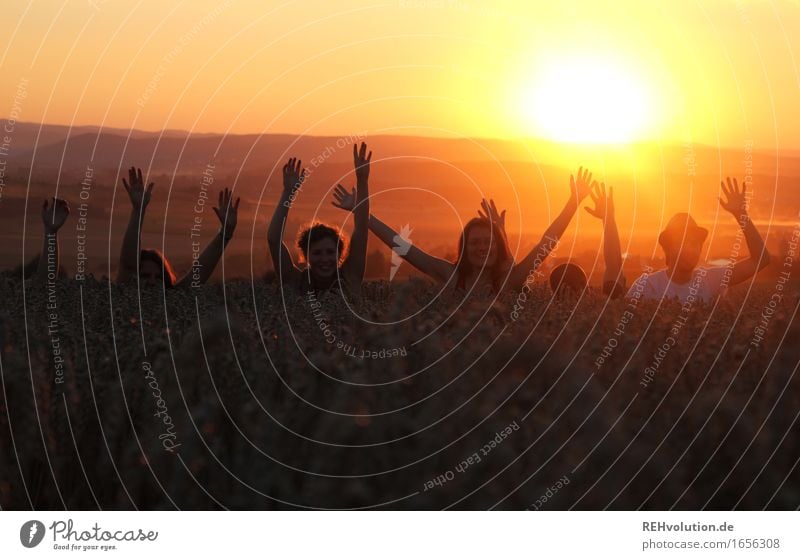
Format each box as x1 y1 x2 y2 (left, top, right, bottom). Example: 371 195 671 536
626 266 729 304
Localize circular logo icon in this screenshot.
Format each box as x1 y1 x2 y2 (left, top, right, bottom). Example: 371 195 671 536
20 520 45 548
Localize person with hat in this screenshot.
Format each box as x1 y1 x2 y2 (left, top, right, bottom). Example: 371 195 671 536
626 177 771 303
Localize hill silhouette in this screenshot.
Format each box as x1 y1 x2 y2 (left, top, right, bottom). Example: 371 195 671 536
1 121 798 280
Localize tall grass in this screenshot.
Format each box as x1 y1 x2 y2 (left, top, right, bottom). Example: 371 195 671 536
1 275 798 509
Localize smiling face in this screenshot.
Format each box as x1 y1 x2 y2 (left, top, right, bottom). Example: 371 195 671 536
465 224 498 269
307 237 339 278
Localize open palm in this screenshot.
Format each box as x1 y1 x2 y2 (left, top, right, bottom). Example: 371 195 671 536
282 158 306 193
478 198 506 231
584 182 614 222
354 142 372 184
42 197 70 233
719 177 748 217
213 188 240 238
122 167 154 209
332 183 356 212
570 166 594 202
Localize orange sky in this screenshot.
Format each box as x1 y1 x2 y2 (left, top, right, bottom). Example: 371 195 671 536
1 0 799 147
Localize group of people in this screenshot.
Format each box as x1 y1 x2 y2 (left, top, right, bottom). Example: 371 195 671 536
29 141 771 305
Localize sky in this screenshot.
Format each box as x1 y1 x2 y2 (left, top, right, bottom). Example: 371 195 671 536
1 0 799 148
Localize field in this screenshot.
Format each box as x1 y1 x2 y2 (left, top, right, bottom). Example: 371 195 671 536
1 275 799 510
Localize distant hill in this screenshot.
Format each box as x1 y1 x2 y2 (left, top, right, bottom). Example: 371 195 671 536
3 119 798 179
1 121 799 278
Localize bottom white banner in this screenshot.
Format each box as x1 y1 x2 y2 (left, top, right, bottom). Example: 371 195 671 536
1 511 797 559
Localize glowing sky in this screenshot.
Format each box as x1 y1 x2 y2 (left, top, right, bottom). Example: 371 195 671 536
1 0 799 147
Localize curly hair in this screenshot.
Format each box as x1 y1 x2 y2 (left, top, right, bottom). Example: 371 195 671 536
296 223 347 263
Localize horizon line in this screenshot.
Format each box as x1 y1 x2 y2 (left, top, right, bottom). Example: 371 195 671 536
2 118 793 152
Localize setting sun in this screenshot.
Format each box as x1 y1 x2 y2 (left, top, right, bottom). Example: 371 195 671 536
521 55 654 144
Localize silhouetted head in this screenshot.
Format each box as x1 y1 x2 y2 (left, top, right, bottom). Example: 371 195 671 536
297 223 347 279
140 249 177 288
549 262 588 297
658 213 708 275
455 218 511 291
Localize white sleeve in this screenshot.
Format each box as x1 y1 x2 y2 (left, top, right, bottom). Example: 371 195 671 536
701 266 730 297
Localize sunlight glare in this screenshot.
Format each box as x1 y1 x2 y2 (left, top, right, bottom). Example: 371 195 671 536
522 55 652 144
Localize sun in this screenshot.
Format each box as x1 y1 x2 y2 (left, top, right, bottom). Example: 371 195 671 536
521 55 653 144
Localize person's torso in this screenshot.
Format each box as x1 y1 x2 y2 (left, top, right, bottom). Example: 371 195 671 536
297 268 350 295
647 267 722 303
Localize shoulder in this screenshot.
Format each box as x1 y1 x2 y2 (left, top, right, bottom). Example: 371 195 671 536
270 261 302 287
629 269 664 288
338 266 364 291
625 269 664 298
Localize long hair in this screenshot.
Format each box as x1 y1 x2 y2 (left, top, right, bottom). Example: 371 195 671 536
454 217 511 292
140 248 177 288
296 223 347 265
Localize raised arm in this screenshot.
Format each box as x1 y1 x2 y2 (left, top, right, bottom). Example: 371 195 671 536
267 158 305 283
332 189 453 282
508 167 593 287
338 143 371 285
117 167 154 283
34 197 70 285
176 188 239 288
371 215 452 282
584 182 624 292
719 177 771 286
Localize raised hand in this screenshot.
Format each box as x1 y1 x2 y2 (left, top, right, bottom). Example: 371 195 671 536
478 198 506 231
584 182 615 222
213 188 240 239
719 177 749 218
175 188 241 287
332 143 372 212
570 166 594 203
282 157 306 193
354 142 372 184
122 167 154 209
331 183 356 212
42 197 70 233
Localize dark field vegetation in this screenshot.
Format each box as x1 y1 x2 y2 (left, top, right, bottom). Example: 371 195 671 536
2 276 799 509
